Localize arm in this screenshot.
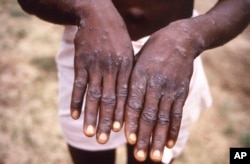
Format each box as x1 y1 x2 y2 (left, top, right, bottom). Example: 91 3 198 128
192 0 250 52
18 0 80 25
125 0 250 162
18 0 134 143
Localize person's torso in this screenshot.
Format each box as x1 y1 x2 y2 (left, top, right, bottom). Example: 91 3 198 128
112 0 194 40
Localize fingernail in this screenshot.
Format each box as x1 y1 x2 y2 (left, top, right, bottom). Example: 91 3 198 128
71 110 79 119
137 150 146 159
129 133 137 144
98 133 108 144
112 121 121 131
85 125 95 136
152 150 161 160
167 140 175 148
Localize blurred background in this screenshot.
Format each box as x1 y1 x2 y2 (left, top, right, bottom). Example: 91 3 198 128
0 0 249 163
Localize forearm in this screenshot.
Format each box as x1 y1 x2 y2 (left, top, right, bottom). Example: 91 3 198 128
17 0 79 25
194 0 250 51
17 0 116 26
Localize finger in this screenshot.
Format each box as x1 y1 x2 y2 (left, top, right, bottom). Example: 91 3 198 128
125 71 147 145
70 63 88 120
166 99 185 148
83 66 102 137
150 95 173 162
113 58 133 132
166 81 189 148
96 71 117 144
134 78 163 162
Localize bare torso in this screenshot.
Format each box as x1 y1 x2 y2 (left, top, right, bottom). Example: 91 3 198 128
112 0 194 40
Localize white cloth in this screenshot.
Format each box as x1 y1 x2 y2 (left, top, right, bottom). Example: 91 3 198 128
56 10 212 163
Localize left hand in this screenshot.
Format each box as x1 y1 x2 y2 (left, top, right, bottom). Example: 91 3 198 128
125 19 203 162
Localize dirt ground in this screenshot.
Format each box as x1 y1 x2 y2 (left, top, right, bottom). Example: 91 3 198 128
0 0 249 164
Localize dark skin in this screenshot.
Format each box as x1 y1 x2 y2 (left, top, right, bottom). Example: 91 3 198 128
18 0 250 162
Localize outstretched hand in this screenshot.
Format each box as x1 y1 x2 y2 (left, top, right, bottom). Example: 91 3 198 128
125 20 202 162
70 4 134 144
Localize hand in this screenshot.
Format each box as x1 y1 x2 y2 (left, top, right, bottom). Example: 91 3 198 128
70 3 134 144
125 20 203 162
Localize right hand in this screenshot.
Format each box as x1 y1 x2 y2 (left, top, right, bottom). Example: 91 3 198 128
70 2 134 144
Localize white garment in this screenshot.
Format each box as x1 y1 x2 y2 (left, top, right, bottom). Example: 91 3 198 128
56 10 212 163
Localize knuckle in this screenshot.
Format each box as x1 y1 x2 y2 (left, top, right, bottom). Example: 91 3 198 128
141 108 157 124
101 94 116 106
174 81 189 99
74 79 87 89
117 85 128 98
131 83 145 92
70 99 82 109
127 97 143 112
122 56 132 68
174 87 186 99
172 112 182 121
157 114 170 125
170 124 180 134
88 87 101 100
164 79 176 91
148 75 166 89
102 54 117 70
170 112 182 134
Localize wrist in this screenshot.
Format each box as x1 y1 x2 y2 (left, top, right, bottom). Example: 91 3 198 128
74 0 115 26
164 19 206 59
189 0 250 51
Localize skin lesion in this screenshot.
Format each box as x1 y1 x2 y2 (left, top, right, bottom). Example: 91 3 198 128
100 94 116 107
127 97 143 112
141 108 158 125
88 87 102 100
157 113 170 125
